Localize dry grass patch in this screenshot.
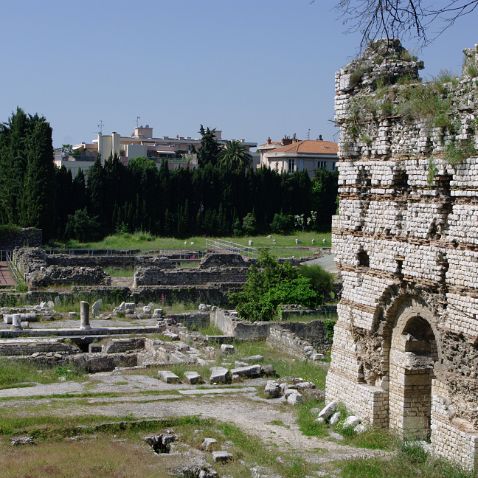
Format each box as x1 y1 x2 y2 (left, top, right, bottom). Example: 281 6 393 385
0 437 171 478
0 415 319 478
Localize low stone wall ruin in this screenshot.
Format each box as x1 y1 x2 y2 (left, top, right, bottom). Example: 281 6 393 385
211 308 333 348
267 324 327 358
29 266 111 288
12 248 111 288
199 253 247 269
133 266 247 288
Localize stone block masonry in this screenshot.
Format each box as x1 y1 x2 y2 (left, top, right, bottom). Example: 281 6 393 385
326 40 478 471
133 267 248 288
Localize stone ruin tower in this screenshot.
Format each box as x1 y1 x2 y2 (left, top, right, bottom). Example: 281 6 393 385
327 40 478 470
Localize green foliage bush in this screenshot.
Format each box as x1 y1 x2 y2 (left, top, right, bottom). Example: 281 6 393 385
229 250 330 322
298 265 334 303
323 318 336 342
242 212 257 235
65 208 101 242
270 212 295 234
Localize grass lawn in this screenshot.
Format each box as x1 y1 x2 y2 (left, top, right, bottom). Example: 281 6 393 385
0 415 317 478
53 231 331 257
336 442 474 478
0 359 85 390
233 341 328 390
104 266 135 277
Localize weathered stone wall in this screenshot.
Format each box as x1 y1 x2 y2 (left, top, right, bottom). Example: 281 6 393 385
12 248 48 275
47 254 180 269
199 253 247 269
12 248 111 288
0 228 42 251
28 266 111 288
48 255 137 268
327 40 478 471
211 308 333 349
133 267 247 287
0 339 80 356
0 284 236 308
267 322 330 356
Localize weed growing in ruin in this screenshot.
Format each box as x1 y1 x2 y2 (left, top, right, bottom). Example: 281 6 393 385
349 64 370 88
445 140 478 166
297 399 328 437
339 449 474 478
103 266 135 277
466 63 478 78
188 323 223 336
427 158 438 185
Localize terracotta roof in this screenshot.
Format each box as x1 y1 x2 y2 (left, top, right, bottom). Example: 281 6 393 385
271 140 338 155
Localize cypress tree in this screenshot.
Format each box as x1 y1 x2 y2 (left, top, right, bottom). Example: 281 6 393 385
20 117 56 238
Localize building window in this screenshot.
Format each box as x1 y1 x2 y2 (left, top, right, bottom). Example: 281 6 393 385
288 159 295 171
357 249 370 268
317 160 327 169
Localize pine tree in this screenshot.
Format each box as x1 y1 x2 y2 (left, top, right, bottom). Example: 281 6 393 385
197 125 221 168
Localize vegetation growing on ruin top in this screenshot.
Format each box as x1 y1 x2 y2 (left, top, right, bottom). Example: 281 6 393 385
342 43 478 166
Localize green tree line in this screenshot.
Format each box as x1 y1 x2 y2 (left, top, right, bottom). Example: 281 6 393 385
0 109 338 241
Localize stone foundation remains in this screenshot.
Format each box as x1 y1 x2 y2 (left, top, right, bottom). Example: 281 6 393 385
326 40 478 471
12 248 111 288
211 307 332 356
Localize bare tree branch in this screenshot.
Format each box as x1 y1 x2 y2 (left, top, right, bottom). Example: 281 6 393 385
333 0 478 47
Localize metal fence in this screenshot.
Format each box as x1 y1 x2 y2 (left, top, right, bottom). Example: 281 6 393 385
45 249 140 256
0 250 23 285
205 239 258 258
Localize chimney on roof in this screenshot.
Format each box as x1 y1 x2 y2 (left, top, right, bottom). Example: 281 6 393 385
318 134 323 141
282 135 292 145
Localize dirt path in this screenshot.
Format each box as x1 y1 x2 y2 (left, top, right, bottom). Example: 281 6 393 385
1 372 387 466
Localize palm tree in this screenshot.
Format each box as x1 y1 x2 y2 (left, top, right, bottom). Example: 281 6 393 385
218 140 252 173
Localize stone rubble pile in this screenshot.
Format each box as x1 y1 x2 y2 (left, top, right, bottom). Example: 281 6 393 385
264 377 323 404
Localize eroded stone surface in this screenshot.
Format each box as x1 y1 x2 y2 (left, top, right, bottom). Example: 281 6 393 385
327 39 478 472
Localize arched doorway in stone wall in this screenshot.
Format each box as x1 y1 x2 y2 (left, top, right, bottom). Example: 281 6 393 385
387 308 439 440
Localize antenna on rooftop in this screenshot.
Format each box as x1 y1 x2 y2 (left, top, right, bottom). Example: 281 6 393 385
307 128 311 140
136 116 141 128
97 120 103 135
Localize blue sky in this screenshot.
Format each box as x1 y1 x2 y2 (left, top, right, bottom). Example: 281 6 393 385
0 0 476 147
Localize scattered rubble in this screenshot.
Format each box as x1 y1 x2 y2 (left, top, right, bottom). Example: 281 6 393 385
159 371 181 384
211 450 233 463
200 438 217 451
11 436 35 446
144 431 177 454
